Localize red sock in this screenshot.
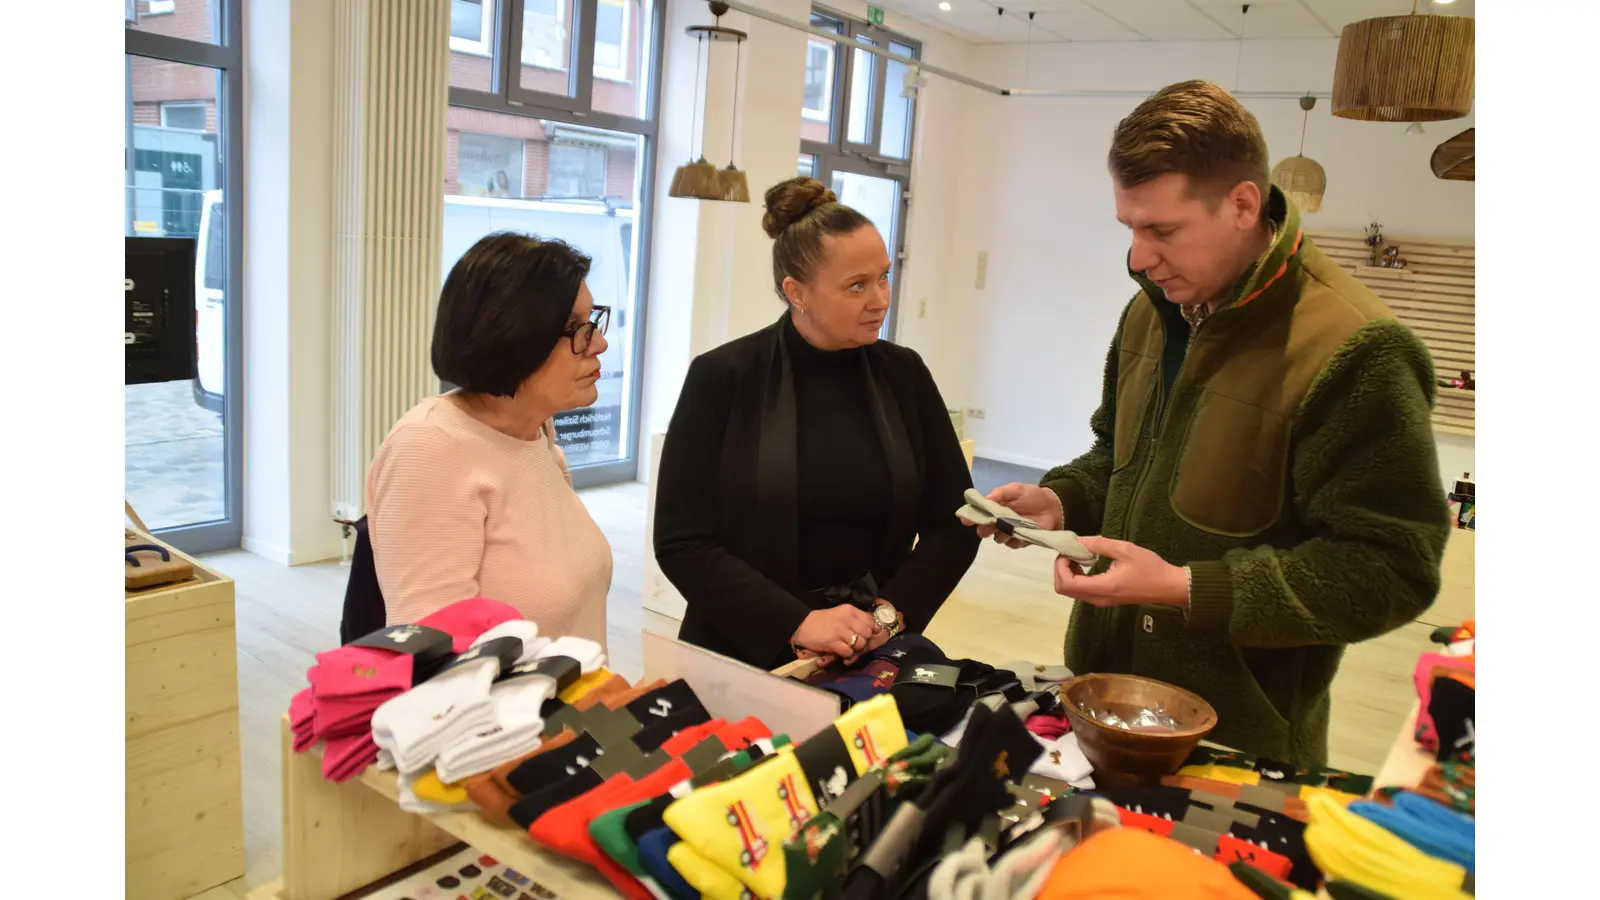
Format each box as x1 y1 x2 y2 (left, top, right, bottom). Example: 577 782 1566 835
1217 834 1293 882
657 720 730 756
529 760 693 900
709 716 772 750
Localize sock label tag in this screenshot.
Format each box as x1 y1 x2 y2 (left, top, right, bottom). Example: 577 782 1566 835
499 655 581 691
793 726 858 806
350 624 453 661
898 663 961 689
438 636 524 676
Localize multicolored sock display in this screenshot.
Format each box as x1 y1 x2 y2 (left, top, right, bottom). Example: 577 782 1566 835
1177 748 1370 801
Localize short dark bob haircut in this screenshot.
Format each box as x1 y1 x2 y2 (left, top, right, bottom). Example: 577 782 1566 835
432 232 592 398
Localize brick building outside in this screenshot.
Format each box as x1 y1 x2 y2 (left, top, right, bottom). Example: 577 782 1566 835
127 0 647 212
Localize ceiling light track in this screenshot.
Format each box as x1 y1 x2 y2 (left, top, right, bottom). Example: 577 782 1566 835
713 0 1332 100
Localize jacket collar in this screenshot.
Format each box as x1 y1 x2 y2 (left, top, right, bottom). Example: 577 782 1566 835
1129 184 1305 315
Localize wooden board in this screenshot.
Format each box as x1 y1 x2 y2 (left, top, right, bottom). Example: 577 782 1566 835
126 533 245 900
1310 231 1475 437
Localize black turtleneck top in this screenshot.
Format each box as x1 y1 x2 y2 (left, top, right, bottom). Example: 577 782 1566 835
786 317 893 590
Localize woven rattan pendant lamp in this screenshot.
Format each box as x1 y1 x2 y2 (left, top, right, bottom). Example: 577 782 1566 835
1332 0 1474 122
669 4 750 201
1272 94 1326 213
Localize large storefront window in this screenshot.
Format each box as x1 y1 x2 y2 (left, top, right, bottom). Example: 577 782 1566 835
447 1 659 486
124 1 241 551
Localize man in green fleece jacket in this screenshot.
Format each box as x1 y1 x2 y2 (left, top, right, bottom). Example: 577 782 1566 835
973 81 1449 767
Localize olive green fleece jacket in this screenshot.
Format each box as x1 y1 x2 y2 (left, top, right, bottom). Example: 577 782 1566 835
1044 189 1450 768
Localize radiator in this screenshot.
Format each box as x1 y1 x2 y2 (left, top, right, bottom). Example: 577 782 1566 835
329 0 449 521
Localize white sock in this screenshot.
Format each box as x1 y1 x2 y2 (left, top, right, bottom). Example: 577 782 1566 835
371 620 544 774
1029 732 1096 789
433 635 605 783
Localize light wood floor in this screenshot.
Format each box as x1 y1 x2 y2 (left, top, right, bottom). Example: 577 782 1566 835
199 480 1471 897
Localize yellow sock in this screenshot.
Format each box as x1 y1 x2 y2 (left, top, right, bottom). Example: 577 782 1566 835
1300 785 1361 807
833 694 909 773
1177 764 1260 786
411 769 470 805
662 746 819 900
559 666 616 704
1304 794 1470 900
668 841 751 900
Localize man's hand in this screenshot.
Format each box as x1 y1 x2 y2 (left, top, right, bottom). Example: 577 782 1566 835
1053 536 1189 609
959 483 1064 548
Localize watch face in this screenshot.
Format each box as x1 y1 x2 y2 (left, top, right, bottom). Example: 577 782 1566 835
875 606 896 627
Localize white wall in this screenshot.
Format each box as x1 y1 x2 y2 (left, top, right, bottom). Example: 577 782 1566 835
242 0 339 565
941 38 1474 481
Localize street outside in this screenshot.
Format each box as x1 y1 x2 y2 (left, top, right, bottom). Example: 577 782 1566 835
126 380 225 531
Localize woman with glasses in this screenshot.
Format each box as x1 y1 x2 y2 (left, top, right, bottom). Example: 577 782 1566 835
654 177 979 669
364 232 614 646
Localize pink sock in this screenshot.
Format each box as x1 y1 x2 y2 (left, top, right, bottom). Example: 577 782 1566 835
290 689 316 752
1026 712 1071 740
1413 652 1474 750
323 732 379 782
310 598 522 700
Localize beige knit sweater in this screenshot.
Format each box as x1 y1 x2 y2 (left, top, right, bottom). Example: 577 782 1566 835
365 396 612 648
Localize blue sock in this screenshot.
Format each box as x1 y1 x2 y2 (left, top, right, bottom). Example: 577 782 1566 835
1349 792 1474 872
637 826 699 900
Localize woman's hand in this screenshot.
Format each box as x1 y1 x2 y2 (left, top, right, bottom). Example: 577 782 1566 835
792 605 881 664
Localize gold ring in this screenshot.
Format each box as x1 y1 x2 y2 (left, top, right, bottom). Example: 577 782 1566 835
848 633 859 649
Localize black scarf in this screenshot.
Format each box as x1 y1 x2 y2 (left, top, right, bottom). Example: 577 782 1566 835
747 311 919 596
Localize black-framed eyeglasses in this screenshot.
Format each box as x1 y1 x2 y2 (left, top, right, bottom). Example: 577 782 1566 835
564 305 610 354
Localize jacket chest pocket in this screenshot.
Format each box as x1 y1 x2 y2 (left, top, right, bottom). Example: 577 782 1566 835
1169 390 1291 537
1113 350 1158 472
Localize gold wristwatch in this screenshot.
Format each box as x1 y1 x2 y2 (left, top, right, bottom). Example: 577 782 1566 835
873 601 902 637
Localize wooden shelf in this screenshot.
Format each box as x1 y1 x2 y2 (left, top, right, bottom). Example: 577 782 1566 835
267 715 621 900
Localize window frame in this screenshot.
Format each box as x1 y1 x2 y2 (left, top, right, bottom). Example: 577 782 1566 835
159 100 208 131
802 6 920 342
448 0 664 487
125 0 243 554
800 38 835 123
450 0 496 57
592 0 631 83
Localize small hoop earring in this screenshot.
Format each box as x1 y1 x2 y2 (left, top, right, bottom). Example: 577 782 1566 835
794 304 805 317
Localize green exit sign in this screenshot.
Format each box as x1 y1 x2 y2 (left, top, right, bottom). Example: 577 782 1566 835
868 6 885 26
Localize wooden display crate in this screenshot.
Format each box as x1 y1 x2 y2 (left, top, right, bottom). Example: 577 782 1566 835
126 533 245 900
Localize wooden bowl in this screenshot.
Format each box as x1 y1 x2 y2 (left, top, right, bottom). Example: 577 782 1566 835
1059 673 1218 791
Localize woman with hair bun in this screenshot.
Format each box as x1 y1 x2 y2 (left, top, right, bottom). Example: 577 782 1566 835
653 177 979 670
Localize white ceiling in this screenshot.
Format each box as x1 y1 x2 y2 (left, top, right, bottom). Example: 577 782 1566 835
867 0 1475 44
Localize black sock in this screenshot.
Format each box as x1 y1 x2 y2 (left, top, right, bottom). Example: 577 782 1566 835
1428 677 1475 762
506 733 604 796
508 767 603 829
